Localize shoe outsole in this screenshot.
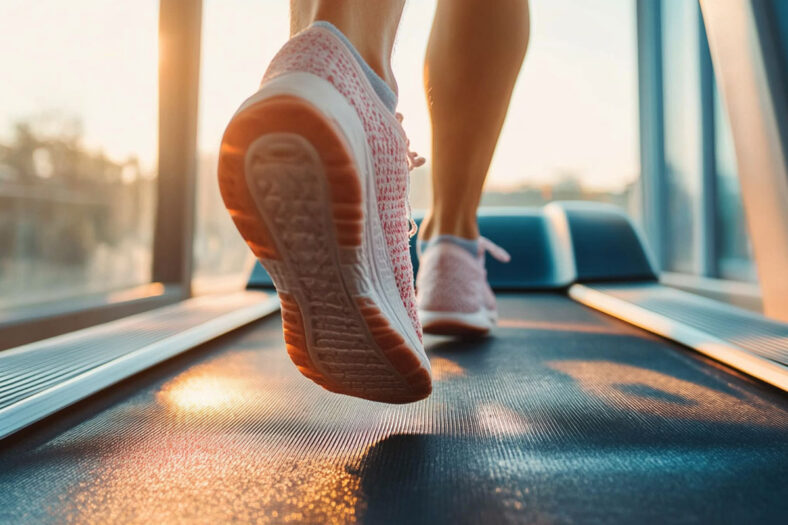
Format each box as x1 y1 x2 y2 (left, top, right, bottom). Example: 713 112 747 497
422 320 491 338
419 308 495 338
218 95 431 403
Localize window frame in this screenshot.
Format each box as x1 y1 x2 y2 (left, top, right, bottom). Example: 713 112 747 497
636 0 763 309
0 0 203 349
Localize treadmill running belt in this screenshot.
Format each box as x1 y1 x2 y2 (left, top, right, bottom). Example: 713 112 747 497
0 295 786 524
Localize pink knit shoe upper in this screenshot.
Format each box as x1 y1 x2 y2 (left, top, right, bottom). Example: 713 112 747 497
416 238 510 314
262 26 422 339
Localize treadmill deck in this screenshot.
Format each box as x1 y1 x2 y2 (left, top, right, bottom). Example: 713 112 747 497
1 294 786 524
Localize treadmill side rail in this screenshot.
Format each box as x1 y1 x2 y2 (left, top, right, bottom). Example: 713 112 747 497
570 282 788 392
0 291 280 441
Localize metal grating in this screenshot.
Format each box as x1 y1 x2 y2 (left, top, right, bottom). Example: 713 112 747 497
0 291 279 439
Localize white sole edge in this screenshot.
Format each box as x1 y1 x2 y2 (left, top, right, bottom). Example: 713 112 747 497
419 307 497 334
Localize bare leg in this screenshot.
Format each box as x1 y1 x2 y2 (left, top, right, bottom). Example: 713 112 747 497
420 0 530 240
289 0 405 94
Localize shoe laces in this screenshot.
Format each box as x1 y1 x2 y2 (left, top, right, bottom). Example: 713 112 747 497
473 236 511 288
395 112 425 238
479 236 512 263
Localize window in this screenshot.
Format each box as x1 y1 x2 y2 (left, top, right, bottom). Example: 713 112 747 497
651 0 757 283
196 0 641 288
193 0 640 287
0 1 159 309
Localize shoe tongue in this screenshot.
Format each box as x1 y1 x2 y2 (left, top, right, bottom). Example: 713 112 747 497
309 21 398 113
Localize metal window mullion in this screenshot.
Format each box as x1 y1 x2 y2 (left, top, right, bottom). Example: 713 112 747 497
697 4 718 278
152 0 203 296
637 0 668 271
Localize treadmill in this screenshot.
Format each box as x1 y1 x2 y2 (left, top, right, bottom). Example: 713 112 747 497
1 1 787 524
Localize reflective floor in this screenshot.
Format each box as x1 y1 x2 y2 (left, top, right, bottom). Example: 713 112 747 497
1 295 786 524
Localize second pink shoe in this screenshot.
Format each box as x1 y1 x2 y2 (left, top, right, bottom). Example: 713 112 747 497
417 237 511 336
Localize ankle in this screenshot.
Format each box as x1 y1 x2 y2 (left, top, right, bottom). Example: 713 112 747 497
292 2 401 96
419 212 479 241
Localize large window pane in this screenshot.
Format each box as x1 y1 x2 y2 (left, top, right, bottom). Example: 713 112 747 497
661 0 702 274
0 1 159 308
195 0 641 281
658 0 759 282
193 0 286 290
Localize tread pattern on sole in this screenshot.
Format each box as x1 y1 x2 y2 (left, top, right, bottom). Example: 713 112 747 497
219 96 430 403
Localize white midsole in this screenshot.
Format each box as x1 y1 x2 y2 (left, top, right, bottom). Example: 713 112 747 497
238 72 428 371
419 307 497 330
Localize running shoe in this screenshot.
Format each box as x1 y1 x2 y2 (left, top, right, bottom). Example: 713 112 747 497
218 25 431 403
417 237 510 336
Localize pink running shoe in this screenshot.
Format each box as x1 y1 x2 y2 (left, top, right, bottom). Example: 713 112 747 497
417 237 511 336
218 26 431 403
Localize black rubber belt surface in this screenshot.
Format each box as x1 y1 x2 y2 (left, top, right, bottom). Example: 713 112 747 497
0 294 786 524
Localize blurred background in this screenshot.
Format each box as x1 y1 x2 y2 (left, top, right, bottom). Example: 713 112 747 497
0 0 755 312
